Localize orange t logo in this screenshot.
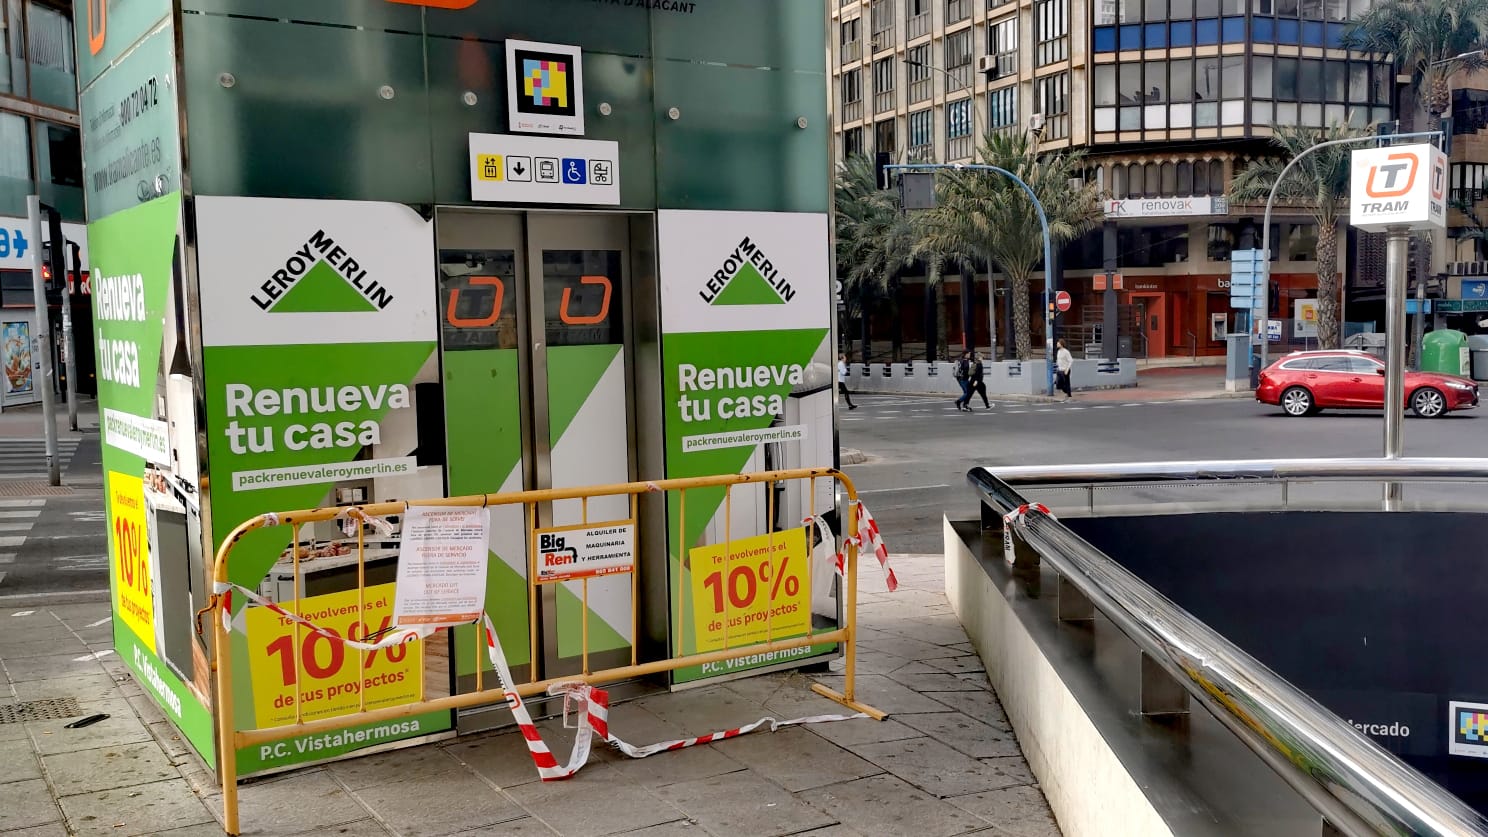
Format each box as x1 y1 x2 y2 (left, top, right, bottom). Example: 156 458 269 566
445 276 506 328
87 0 106 56
386 0 479 7
559 275 613 326
1365 153 1418 198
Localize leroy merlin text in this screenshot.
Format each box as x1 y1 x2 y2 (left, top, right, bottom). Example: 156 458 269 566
223 383 410 454
676 363 803 421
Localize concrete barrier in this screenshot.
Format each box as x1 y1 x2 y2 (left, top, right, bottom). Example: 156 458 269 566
848 359 1136 396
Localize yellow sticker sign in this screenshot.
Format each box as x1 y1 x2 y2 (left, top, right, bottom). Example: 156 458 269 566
476 154 504 181
688 528 810 653
245 582 422 728
108 471 155 653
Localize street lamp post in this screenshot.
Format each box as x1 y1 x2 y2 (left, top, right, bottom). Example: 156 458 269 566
888 162 1057 396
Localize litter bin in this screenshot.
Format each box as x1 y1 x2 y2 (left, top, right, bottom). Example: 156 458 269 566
1250 352 1261 389
1421 329 1470 376
1470 335 1488 382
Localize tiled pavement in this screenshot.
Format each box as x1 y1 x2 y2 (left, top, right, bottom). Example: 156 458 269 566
0 555 1060 836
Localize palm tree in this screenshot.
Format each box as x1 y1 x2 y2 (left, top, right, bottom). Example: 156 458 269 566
1344 0 1488 130
917 132 1102 359
1230 123 1368 350
834 155 917 363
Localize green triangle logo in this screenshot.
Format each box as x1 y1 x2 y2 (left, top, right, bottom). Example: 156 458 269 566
712 261 786 306
272 261 378 313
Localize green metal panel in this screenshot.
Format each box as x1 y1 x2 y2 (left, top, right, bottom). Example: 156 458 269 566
180 0 423 28
81 25 181 221
180 13 433 203
652 60 829 212
650 0 827 73
422 0 652 57
76 0 174 90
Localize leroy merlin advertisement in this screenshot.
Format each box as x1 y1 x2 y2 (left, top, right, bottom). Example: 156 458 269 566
657 211 839 684
195 197 450 772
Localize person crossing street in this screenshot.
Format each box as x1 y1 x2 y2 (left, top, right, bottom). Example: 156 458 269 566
953 350 973 412
1055 339 1074 401
969 352 990 409
837 353 858 410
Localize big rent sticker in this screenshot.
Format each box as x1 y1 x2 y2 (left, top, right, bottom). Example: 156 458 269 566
108 472 156 653
245 582 422 728
688 529 810 653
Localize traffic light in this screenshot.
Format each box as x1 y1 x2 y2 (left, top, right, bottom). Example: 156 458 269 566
44 205 65 292
874 151 891 190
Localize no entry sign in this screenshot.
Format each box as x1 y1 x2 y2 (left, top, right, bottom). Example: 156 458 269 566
1054 290 1072 313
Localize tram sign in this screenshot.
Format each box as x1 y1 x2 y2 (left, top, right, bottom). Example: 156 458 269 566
1349 144 1447 232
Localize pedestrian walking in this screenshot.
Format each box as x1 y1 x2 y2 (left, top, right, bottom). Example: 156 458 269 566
953 350 973 411
1055 339 1074 400
837 354 858 410
970 352 990 409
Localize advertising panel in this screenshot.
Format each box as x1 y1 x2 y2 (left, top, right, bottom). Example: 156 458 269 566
658 210 837 683
195 196 450 771
1294 299 1318 339
2 319 36 407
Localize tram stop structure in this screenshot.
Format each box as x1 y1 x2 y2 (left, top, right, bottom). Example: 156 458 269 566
80 0 846 786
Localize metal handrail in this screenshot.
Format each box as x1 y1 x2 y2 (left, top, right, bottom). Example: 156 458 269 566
967 462 1488 837
984 456 1488 487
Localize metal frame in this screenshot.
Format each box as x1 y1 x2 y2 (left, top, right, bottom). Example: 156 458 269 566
968 459 1488 837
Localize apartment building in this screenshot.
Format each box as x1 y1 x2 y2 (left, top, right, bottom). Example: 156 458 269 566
830 0 1399 359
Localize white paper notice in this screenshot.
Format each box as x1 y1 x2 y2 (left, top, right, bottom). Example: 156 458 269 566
393 506 491 627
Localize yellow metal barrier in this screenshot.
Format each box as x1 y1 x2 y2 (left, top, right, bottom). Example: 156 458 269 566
207 467 883 835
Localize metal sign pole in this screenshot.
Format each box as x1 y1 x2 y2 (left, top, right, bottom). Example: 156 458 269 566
59 233 78 431
26 195 59 485
1383 225 1409 509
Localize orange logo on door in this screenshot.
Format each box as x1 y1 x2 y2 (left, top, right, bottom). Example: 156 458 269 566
1365 153 1419 198
386 0 479 7
87 0 106 56
445 276 505 328
559 275 613 325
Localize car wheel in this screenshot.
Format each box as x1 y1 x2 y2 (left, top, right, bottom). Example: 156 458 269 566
1281 386 1313 417
1411 387 1447 418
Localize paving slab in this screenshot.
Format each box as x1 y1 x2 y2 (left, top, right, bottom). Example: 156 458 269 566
12 671 126 703
229 770 372 836
0 636 90 660
803 715 921 748
810 674 952 715
895 712 1022 760
41 740 179 796
886 662 989 693
0 734 42 782
25 697 151 755
918 691 1012 731
2 652 102 682
854 633 966 661
326 739 464 790
797 774 989 837
921 655 988 675
505 763 685 836
350 767 527 836
653 770 837 837
604 734 746 788
444 729 552 790
712 726 879 792
637 686 783 734
452 817 557 835
974 757 1037 790
0 777 62 830
848 736 1002 798
58 777 215 837
946 785 1061 836
0 823 69 837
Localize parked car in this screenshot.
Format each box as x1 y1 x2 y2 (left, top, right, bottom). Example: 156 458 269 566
1256 350 1479 418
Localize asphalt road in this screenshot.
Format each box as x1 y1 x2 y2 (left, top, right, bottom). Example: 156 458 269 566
840 392 1488 554
0 431 108 602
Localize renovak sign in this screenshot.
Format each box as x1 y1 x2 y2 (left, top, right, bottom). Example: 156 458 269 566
1350 144 1447 232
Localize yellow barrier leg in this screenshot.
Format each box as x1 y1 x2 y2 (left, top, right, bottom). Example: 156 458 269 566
213 594 241 835
810 492 886 721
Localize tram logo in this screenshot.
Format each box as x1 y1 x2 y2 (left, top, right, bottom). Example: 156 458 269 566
699 236 795 306
1450 701 1488 758
249 230 394 314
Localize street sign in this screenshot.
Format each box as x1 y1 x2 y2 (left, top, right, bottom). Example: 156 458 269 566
1094 272 1123 291
1054 290 1072 312
1405 299 1433 315
1229 248 1266 309
1436 299 1488 313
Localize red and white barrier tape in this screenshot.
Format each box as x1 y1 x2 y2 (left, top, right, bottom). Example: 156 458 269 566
213 582 871 782
1001 503 1055 565
802 500 897 592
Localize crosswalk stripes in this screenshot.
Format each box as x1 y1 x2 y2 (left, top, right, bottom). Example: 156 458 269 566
0 498 43 586
0 438 81 478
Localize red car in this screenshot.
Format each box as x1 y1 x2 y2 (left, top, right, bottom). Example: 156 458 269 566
1257 350 1479 418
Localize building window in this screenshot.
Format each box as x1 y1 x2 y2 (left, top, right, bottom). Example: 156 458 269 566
988 85 1018 132
841 17 862 62
841 68 863 123
1288 223 1318 261
988 16 1017 79
1035 0 1070 66
844 127 865 159
1035 71 1070 139
870 0 894 46
947 98 975 160
908 44 933 104
948 0 973 24
875 118 897 158
945 29 973 91
908 0 932 40
25 2 76 111
909 108 934 159
1207 224 1235 261
1453 163 1488 205
873 57 897 114
1096 0 1141 24
989 0 1013 9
